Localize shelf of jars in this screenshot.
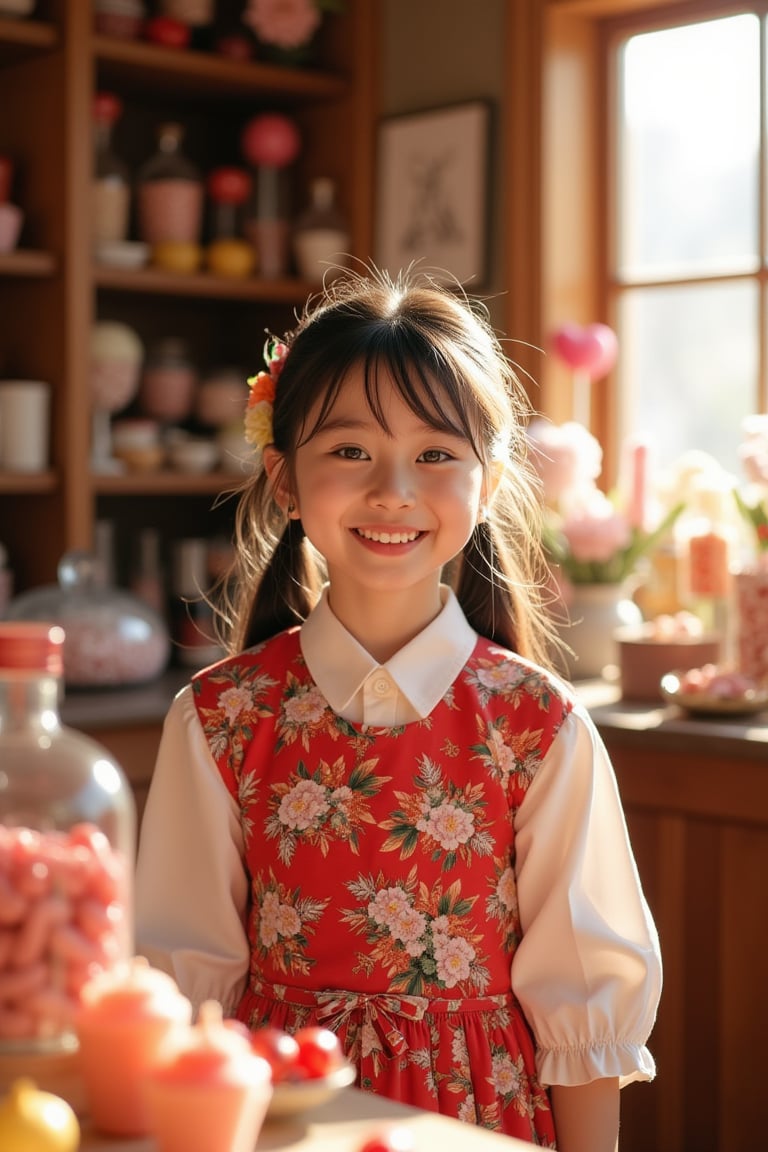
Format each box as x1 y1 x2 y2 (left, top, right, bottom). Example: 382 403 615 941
93 34 349 103
0 249 56 276
0 15 56 60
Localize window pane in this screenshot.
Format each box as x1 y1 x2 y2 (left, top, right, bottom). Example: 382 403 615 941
618 281 756 474
618 15 760 278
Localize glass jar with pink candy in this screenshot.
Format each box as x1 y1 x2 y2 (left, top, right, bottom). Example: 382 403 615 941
0 622 135 1099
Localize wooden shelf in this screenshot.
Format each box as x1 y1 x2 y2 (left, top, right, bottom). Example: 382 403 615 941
93 35 349 103
0 16 56 62
0 469 56 493
93 264 313 302
92 469 247 496
0 249 56 277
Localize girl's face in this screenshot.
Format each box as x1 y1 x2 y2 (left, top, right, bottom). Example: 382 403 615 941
269 364 490 609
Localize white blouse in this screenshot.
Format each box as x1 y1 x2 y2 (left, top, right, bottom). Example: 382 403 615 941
135 587 662 1089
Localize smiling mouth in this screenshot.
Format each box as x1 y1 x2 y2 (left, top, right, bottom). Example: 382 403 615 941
354 528 422 544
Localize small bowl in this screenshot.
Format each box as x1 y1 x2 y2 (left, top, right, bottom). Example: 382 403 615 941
267 1061 356 1120
660 668 768 716
168 436 219 474
96 241 150 269
0 203 23 254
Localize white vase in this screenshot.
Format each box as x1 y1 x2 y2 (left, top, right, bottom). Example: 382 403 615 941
559 583 642 681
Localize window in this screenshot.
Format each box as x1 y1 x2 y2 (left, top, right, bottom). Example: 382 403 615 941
607 5 768 477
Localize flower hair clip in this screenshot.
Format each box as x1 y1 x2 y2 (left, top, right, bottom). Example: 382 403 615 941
244 335 289 459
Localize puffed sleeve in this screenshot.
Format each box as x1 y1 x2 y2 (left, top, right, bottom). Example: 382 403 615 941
135 684 250 1017
511 700 662 1088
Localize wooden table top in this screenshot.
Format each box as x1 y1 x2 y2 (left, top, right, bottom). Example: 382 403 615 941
80 1085 530 1151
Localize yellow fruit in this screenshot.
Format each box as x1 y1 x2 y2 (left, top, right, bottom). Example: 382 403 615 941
151 241 203 274
0 1079 80 1152
206 238 256 278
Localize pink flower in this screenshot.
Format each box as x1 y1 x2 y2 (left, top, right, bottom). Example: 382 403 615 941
562 489 632 563
526 418 603 504
243 0 322 50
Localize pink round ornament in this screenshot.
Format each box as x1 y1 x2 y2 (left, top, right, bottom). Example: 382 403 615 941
551 322 618 380
240 114 301 169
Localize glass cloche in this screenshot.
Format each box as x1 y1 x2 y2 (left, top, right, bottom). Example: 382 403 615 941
6 550 170 688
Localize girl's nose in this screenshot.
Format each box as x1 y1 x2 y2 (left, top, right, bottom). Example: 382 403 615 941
367 459 416 508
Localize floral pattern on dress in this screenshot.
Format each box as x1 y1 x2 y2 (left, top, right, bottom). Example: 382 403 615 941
379 753 494 871
486 855 522 952
251 867 328 977
275 671 359 751
192 662 278 780
342 868 491 996
470 711 548 789
263 755 392 866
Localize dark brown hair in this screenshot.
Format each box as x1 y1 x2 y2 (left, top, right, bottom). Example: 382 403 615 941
219 266 556 665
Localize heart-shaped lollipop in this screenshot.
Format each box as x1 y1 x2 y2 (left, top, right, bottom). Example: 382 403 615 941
552 322 618 380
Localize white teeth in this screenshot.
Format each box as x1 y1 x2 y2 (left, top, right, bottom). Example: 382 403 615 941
357 529 419 544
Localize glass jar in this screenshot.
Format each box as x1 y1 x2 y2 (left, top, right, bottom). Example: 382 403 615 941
205 167 256 278
244 165 293 279
0 621 135 1061
6 551 171 688
139 337 198 424
292 177 350 284
92 92 131 249
137 122 203 246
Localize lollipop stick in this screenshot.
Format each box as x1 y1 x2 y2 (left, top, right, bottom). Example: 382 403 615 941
572 368 591 428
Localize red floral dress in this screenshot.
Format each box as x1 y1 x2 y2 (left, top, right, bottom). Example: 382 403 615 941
192 627 572 1145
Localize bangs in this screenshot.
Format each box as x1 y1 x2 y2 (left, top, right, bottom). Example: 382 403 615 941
299 340 486 459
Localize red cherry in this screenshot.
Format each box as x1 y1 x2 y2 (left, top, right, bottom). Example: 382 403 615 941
357 1127 415 1152
145 16 191 49
206 166 252 204
93 92 122 124
249 1026 300 1084
293 1025 343 1079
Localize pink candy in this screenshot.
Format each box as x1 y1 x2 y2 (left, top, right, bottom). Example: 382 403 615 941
677 664 758 699
0 822 126 1041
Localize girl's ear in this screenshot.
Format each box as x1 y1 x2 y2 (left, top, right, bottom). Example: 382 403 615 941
263 446 297 517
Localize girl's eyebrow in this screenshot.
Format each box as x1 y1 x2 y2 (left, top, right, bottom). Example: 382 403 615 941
315 413 468 438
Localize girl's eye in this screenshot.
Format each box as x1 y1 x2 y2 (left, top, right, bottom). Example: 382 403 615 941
336 446 369 460
419 449 452 463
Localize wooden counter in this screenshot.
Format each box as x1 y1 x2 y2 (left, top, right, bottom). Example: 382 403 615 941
64 674 768 1152
80 1085 529 1151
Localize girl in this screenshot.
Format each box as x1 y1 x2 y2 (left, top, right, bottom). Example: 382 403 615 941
136 267 661 1151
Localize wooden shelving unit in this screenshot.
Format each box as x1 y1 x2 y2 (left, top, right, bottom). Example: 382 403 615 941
0 0 376 595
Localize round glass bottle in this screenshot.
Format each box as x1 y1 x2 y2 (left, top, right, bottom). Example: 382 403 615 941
293 177 350 284
92 91 131 249
0 622 136 1061
137 122 203 246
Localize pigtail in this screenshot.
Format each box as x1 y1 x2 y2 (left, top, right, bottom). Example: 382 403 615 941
453 516 560 669
240 519 322 649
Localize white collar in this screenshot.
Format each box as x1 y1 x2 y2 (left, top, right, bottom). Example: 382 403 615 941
300 585 477 720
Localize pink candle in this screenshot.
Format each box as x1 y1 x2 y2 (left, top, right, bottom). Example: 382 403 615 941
75 956 192 1136
628 441 648 531
145 1000 273 1152
689 531 730 598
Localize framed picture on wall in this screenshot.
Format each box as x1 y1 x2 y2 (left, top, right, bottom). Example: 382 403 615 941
375 101 491 287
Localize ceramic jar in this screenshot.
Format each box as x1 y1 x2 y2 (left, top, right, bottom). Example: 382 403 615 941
559 582 642 681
